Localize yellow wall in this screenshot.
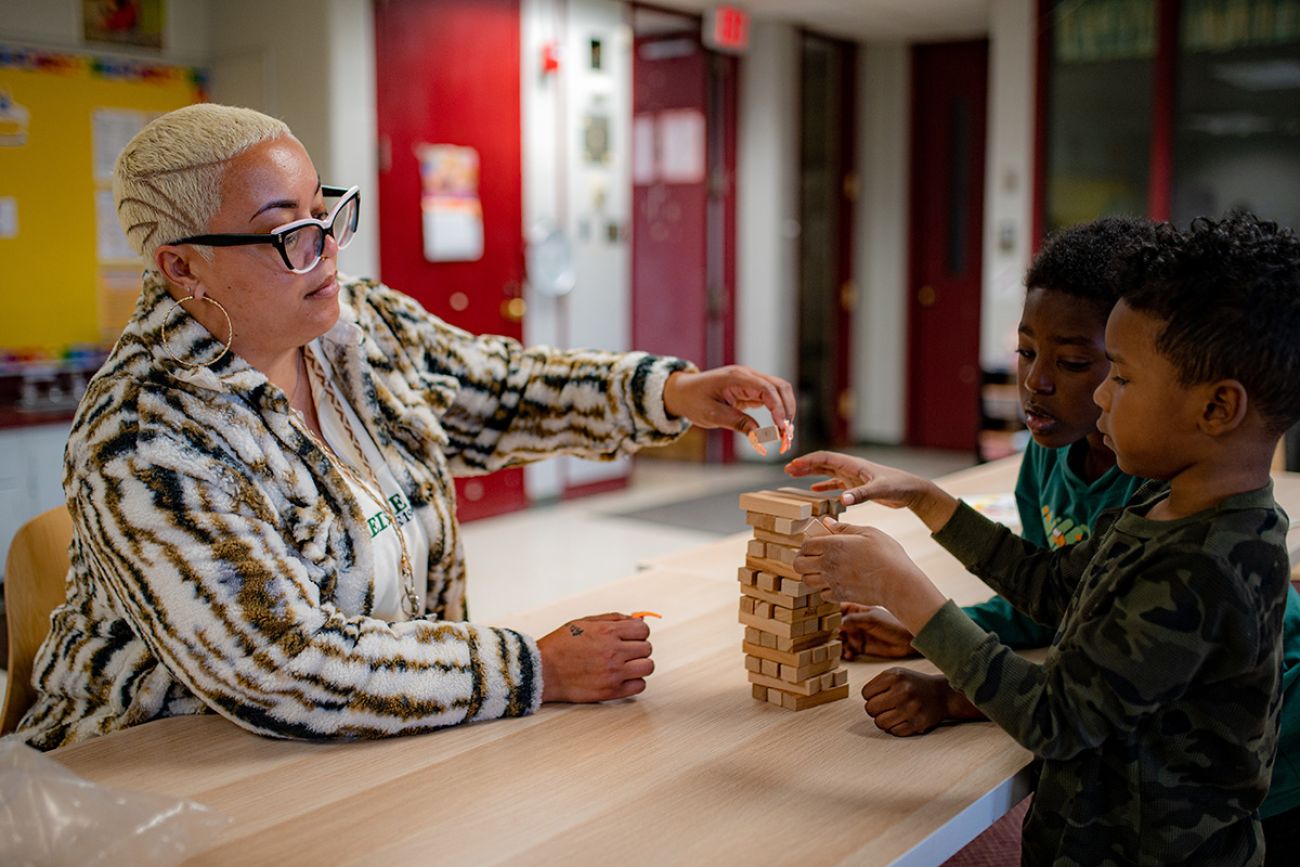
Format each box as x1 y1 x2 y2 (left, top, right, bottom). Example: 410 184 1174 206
0 50 201 353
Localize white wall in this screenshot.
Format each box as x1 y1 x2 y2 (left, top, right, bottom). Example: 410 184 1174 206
522 0 634 497
981 0 1035 374
0 0 213 63
208 0 380 279
852 42 910 444
734 19 801 456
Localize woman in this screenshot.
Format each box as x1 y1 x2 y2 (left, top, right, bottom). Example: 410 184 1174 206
19 104 795 749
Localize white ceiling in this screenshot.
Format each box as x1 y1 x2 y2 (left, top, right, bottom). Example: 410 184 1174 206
646 0 992 42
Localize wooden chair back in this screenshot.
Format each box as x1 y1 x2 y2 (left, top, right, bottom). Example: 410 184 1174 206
2 505 73 735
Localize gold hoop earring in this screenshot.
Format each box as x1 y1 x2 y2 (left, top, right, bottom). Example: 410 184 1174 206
160 295 234 369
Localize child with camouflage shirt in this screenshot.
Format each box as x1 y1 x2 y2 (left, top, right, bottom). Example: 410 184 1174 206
790 214 1298 863
799 217 1300 851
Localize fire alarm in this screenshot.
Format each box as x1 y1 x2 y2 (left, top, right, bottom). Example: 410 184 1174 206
542 41 560 75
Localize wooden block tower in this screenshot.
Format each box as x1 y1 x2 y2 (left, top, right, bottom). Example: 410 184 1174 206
738 488 850 710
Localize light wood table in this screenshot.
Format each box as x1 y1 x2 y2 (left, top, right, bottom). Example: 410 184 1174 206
50 458 1300 865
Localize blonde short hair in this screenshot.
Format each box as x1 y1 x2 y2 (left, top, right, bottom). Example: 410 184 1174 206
113 103 292 265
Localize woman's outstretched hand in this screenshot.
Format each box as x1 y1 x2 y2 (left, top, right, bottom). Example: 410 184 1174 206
663 366 796 454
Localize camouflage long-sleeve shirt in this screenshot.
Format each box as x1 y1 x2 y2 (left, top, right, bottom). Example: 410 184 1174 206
913 483 1289 865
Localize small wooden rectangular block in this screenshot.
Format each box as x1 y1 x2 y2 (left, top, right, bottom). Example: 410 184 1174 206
738 610 798 639
771 603 821 625
764 544 798 567
772 629 832 652
741 640 822 669
746 539 766 558
746 555 799 581
755 571 782 593
746 513 816 535
761 658 780 678
782 682 850 711
740 582 809 610
747 669 825 697
776 487 840 517
820 612 843 632
739 492 812 521
780 655 839 683
737 567 757 586
752 425 781 444
754 528 808 548
738 596 755 616
744 655 763 673
752 684 768 702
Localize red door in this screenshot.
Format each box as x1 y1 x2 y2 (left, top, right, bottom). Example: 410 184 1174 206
631 31 737 461
375 0 527 521
907 41 988 451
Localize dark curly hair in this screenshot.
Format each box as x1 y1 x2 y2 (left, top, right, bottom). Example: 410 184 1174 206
1122 212 1300 434
1026 216 1159 320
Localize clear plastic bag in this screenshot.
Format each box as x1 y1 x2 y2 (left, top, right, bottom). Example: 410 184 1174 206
0 734 231 866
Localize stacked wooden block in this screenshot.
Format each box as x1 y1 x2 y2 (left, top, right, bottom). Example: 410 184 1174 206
738 488 850 711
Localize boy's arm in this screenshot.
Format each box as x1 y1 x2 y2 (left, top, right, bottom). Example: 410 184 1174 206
962 596 1057 648
913 548 1243 760
933 501 1094 625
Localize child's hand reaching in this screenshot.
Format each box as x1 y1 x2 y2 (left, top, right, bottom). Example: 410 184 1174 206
794 519 946 635
840 603 918 660
861 668 984 737
784 451 959 531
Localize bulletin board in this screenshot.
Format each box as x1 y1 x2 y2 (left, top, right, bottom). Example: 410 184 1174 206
0 45 204 354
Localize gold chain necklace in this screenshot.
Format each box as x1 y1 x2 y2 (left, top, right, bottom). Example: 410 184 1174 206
296 348 421 618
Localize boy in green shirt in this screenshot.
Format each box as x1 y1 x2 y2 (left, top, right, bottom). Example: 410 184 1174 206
789 214 1299 863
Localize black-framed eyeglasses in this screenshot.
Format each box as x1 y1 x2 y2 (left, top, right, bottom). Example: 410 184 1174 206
173 185 360 274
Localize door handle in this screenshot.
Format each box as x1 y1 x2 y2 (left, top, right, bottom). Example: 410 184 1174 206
917 285 937 307
500 297 526 323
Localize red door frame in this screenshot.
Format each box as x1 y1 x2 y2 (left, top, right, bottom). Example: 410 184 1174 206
1032 0 1179 250
374 0 528 522
797 31 857 448
906 40 989 451
629 3 739 461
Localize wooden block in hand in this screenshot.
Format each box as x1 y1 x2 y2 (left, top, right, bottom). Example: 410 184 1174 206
739 492 812 521
752 425 781 444
819 612 843 632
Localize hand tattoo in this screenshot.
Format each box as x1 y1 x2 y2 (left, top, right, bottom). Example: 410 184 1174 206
568 623 584 637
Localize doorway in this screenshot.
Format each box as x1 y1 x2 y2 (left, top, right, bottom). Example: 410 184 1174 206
374 0 528 520
907 40 989 452
797 33 857 451
630 5 738 461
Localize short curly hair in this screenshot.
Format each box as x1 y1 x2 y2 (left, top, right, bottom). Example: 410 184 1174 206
1026 216 1159 320
1122 212 1300 434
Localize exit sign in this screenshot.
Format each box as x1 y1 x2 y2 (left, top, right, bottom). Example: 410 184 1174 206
703 5 749 55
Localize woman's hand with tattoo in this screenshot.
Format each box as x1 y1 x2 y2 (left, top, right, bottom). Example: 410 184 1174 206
538 613 655 703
